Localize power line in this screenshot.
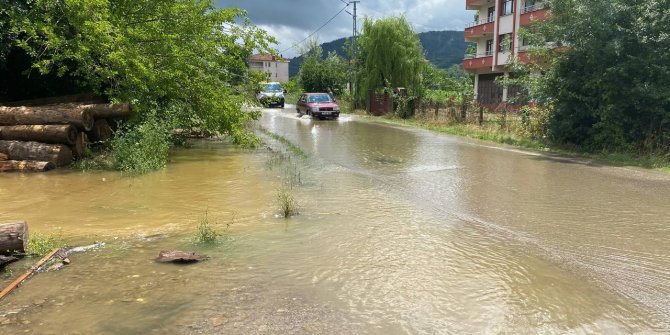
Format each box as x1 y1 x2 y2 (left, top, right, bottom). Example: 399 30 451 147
280 4 349 54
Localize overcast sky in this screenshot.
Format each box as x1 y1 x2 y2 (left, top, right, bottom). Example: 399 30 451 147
216 0 471 58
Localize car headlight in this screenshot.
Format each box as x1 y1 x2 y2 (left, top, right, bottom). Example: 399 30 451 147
333 107 340 112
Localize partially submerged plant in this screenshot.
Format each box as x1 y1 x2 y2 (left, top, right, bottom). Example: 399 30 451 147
195 214 219 244
277 187 299 218
27 232 66 257
194 212 236 244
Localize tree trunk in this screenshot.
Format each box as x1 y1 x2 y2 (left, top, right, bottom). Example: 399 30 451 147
0 141 73 166
86 119 113 143
0 125 78 145
0 160 55 172
0 221 28 255
0 105 94 131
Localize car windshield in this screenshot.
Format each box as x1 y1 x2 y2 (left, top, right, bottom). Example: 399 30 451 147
307 94 332 103
263 83 282 92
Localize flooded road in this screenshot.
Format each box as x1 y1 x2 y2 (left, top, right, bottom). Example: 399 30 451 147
0 105 669 334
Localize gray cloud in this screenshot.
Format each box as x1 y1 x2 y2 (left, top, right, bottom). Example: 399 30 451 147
216 0 471 57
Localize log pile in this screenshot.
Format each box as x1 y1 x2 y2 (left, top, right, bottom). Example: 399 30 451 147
0 102 131 172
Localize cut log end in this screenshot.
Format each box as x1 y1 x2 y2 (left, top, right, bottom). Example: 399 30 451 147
0 221 29 255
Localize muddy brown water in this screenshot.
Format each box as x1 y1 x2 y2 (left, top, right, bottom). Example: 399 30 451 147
0 106 669 334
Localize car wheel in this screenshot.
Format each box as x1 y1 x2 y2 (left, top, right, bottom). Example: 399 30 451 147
280 103 285 109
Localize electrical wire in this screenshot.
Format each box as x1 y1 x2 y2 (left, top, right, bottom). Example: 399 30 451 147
280 4 349 54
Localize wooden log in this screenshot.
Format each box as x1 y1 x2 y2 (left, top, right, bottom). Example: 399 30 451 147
84 103 132 119
0 152 7 161
0 105 94 131
0 141 73 166
0 248 61 302
0 160 55 172
0 94 105 107
86 119 113 143
0 124 78 145
156 250 210 263
70 132 86 159
0 221 28 255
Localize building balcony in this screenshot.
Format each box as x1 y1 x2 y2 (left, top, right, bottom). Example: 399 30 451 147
520 3 549 26
463 52 494 71
466 0 487 10
464 17 495 40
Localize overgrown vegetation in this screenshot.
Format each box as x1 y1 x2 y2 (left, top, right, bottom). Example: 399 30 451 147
277 187 299 218
1 0 275 173
512 0 670 155
194 212 235 244
27 232 66 257
298 39 349 94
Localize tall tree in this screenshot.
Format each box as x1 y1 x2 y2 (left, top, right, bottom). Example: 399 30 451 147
357 16 425 105
524 0 670 152
298 40 348 94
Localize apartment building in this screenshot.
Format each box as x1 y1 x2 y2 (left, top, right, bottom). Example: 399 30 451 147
463 0 549 105
248 54 290 83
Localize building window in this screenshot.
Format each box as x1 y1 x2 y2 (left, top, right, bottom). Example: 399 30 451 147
487 7 495 21
501 0 514 16
485 39 494 56
498 33 512 52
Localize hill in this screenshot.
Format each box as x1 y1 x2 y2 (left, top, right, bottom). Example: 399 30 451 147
288 30 467 77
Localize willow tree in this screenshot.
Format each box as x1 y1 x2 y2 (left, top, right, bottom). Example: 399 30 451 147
357 16 425 111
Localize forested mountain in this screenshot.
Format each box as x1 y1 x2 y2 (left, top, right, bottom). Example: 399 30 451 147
288 30 467 77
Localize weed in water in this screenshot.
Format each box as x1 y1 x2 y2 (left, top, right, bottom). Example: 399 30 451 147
27 232 66 256
195 214 219 244
277 187 299 218
195 212 237 244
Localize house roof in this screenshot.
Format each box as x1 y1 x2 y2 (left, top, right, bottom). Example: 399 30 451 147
249 53 289 63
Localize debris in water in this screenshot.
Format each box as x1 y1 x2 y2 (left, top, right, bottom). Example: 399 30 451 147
155 250 210 264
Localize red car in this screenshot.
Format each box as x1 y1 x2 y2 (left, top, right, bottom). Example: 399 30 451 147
296 93 340 120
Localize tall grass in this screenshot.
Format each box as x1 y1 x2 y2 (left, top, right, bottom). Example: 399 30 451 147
277 187 299 218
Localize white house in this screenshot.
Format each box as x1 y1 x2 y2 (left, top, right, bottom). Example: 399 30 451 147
248 54 290 83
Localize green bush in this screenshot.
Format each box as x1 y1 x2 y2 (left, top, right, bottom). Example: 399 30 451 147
111 118 171 174
27 232 66 256
520 104 551 141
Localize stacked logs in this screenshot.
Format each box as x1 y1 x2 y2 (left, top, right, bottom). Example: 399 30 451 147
0 103 131 172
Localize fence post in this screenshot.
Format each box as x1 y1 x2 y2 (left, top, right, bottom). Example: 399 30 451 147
479 106 484 126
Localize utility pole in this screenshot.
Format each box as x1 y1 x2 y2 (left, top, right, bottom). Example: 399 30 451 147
345 1 360 108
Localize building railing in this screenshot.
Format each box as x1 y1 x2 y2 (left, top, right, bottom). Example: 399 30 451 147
464 50 494 59
522 2 546 14
466 16 495 28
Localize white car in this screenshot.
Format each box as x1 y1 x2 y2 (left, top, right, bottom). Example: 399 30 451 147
256 82 285 108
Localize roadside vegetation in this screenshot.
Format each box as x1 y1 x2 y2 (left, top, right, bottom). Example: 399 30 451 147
1 0 275 174
290 9 669 171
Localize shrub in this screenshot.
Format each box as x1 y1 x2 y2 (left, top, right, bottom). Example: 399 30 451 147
520 104 551 141
111 117 171 174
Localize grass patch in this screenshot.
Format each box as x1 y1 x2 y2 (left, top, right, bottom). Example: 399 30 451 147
194 212 235 244
258 126 307 158
27 232 67 257
376 115 670 172
277 187 299 218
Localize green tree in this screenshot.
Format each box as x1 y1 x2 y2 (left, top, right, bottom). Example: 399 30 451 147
3 0 274 171
523 0 670 152
298 40 348 94
357 16 425 109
